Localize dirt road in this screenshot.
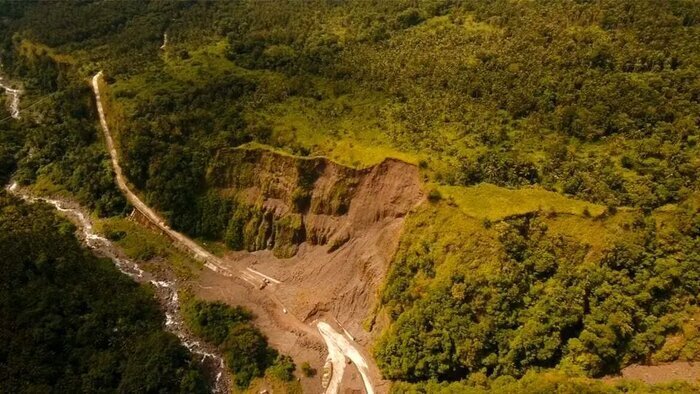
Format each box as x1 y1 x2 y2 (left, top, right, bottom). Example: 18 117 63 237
91 72 376 394
93 71 222 267
605 362 700 385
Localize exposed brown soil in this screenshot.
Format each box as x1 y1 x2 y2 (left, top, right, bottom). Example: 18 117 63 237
225 152 424 330
195 153 425 393
222 154 423 339
193 269 327 393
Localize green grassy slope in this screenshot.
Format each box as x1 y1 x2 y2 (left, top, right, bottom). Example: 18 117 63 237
376 196 700 384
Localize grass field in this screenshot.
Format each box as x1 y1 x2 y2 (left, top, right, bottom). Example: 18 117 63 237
240 373 303 394
249 90 420 167
438 183 607 221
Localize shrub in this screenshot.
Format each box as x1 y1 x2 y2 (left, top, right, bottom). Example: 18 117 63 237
582 207 591 217
427 188 442 202
291 188 312 212
301 361 316 377
268 355 296 381
105 229 126 241
183 300 288 389
396 8 425 28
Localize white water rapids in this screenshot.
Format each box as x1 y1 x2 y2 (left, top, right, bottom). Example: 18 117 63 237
0 76 21 119
6 182 228 393
4 68 377 393
160 32 168 50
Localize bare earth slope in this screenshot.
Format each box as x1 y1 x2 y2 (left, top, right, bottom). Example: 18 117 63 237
210 148 425 338
93 72 426 393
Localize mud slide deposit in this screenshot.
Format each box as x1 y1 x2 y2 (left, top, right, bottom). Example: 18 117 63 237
318 321 374 394
203 144 425 393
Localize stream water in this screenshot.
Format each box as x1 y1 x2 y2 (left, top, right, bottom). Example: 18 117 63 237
0 76 21 119
6 183 229 393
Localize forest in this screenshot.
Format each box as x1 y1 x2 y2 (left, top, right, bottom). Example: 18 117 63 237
3 0 696 237
0 0 699 392
0 34 126 217
0 193 208 393
377 204 700 382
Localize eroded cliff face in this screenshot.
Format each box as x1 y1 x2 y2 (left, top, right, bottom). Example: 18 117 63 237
208 148 425 259
204 147 425 339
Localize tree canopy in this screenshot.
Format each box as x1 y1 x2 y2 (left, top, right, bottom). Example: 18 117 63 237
0 192 208 393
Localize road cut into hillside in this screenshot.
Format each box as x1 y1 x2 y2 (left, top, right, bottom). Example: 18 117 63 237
92 71 377 394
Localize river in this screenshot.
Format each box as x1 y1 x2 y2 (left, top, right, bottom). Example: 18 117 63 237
0 75 21 119
6 182 230 393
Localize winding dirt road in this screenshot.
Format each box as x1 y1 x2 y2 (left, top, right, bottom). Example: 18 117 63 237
91 72 376 394
93 72 224 269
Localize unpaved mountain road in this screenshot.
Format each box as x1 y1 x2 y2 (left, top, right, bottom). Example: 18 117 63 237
92 72 376 394
93 71 218 267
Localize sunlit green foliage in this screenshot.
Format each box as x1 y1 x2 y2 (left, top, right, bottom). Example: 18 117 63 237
2 0 695 232
1 1 699 389
377 201 700 382
0 35 125 217
391 369 700 393
183 299 294 388
4 0 696 219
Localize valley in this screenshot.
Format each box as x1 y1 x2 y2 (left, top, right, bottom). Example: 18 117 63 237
0 1 699 394
7 182 229 392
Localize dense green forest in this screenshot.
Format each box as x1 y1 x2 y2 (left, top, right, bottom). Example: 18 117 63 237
0 34 125 216
3 0 697 238
121 0 699 211
390 370 700 393
0 193 207 393
1 0 699 391
183 300 295 388
377 203 700 380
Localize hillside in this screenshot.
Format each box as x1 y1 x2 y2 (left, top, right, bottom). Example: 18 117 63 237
1 1 699 393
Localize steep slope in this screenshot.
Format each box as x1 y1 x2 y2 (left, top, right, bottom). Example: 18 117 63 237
1 1 699 391
96 72 390 393
205 147 425 340
374 195 700 386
